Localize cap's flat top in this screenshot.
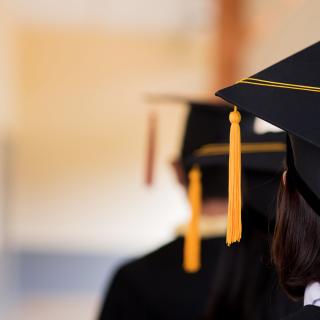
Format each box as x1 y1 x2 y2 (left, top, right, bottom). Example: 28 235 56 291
216 41 320 148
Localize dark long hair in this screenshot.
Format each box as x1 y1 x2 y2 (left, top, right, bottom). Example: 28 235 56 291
272 168 320 300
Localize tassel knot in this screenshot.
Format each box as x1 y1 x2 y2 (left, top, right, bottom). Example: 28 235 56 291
229 109 241 124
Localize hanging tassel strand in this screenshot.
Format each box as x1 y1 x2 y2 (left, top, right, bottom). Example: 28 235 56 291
145 111 157 186
226 106 242 246
183 165 202 273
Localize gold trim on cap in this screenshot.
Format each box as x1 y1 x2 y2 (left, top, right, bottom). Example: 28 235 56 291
194 142 286 157
238 78 320 93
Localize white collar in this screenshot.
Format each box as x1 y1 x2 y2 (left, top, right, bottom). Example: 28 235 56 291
304 282 320 307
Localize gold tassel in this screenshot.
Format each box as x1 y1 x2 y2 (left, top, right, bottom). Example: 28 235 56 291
226 106 242 246
183 165 202 272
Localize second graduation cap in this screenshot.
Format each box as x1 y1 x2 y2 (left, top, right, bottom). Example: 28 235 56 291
180 101 286 272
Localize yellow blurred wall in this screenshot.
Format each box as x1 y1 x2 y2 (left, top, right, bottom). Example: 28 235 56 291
10 28 210 254
243 0 320 75
7 0 320 254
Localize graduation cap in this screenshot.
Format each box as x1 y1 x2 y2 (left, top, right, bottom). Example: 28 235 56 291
215 41 320 245
180 102 286 272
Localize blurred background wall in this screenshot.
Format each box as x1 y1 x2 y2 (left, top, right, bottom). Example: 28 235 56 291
0 7 18 318
0 0 319 319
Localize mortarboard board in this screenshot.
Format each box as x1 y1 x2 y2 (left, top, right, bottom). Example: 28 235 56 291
215 41 320 245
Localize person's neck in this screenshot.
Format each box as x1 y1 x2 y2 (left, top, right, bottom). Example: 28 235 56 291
201 198 228 217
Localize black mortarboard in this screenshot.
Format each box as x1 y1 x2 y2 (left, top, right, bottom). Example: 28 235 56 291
180 102 286 271
181 103 285 173
181 102 253 170
215 41 320 236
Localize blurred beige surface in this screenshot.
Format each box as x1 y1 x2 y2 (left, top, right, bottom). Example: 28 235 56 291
2 0 320 255
10 28 206 254
8 295 98 320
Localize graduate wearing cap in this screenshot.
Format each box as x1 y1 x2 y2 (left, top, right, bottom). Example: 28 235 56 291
98 102 298 319
98 104 230 320
216 41 320 319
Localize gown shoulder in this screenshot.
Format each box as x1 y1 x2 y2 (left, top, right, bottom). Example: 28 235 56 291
98 236 226 320
282 305 320 320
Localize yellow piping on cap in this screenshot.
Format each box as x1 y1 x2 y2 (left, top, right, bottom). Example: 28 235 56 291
194 142 285 157
238 78 320 93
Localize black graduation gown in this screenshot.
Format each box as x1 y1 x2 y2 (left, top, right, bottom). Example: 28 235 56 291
282 305 320 319
98 236 226 320
98 233 300 320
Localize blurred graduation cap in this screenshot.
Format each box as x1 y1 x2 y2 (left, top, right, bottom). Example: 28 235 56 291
146 95 287 270
216 41 320 244
179 102 286 272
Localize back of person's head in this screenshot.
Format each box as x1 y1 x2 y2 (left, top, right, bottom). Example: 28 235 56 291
179 103 231 202
243 169 282 233
182 165 229 201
